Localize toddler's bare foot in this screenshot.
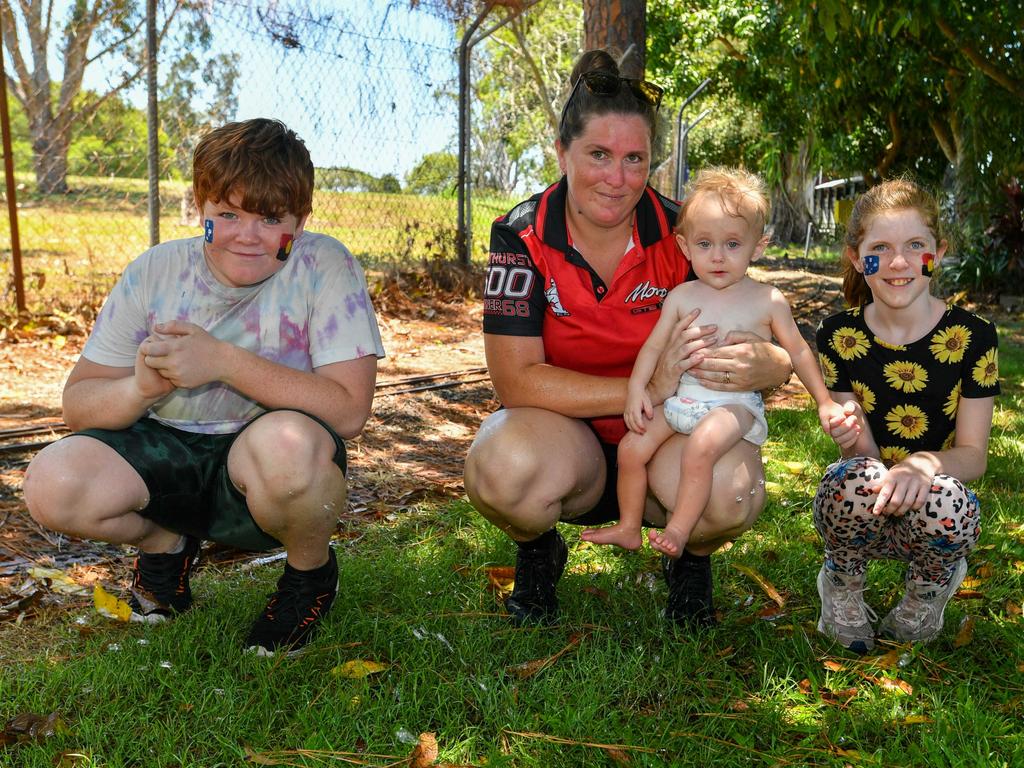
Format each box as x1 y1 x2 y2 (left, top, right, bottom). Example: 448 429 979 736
648 528 686 558
580 524 643 550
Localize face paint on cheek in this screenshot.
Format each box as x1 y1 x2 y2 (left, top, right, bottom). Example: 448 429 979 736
863 255 879 275
922 253 935 276
276 233 293 262
204 219 214 243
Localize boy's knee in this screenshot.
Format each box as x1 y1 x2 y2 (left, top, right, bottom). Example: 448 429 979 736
239 412 339 485
23 451 75 529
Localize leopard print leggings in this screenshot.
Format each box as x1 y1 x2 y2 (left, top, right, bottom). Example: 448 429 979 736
813 456 981 587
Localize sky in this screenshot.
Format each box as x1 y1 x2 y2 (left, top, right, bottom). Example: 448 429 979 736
75 0 463 179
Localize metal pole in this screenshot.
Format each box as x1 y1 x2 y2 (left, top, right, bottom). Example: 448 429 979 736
673 78 711 199
146 0 159 246
456 0 542 267
456 3 492 268
678 107 711 193
0 13 25 312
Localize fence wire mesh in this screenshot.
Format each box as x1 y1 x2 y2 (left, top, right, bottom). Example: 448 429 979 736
1 0 517 317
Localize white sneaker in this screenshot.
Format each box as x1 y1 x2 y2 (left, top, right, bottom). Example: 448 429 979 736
816 564 877 653
879 558 968 643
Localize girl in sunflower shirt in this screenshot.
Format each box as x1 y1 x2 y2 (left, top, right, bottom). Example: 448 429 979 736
813 179 999 654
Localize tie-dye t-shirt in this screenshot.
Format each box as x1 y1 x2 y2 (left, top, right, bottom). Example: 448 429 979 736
83 232 385 434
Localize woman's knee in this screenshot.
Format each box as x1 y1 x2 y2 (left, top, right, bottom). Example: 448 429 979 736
465 425 548 513
465 410 600 527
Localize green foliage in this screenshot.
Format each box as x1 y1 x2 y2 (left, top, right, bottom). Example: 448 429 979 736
983 180 1024 289
945 180 1024 296
316 167 404 194
473 0 583 191
375 173 402 194
159 51 241 179
6 86 175 179
405 151 459 196
2 0 217 192
646 1 1024 281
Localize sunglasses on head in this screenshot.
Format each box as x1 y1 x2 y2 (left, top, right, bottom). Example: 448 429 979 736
559 71 665 135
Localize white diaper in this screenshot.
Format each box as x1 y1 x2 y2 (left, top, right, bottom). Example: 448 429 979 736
663 375 768 446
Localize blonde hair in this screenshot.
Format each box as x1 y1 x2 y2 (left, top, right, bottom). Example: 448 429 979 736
841 178 945 307
676 166 770 236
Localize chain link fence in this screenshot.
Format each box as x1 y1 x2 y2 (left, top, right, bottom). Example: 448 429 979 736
1 0 516 317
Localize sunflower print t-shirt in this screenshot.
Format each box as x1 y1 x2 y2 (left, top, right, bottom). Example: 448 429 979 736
816 305 999 464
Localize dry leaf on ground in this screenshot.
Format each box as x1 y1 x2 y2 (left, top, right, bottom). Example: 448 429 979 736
409 732 439 768
331 659 390 678
731 563 785 607
953 615 976 647
93 584 131 621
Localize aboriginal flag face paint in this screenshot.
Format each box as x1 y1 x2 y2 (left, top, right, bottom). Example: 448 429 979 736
863 254 879 275
276 233 294 262
204 219 214 243
922 252 935 276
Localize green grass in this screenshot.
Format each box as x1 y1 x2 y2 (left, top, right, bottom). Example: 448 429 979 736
3 324 1021 766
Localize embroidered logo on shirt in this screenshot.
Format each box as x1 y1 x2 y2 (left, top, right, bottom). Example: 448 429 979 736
624 280 669 304
545 278 570 316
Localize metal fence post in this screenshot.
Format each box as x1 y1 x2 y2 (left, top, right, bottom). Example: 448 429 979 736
673 78 711 199
146 0 159 247
0 11 25 313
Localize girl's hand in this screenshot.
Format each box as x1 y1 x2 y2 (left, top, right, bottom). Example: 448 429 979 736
869 454 937 516
827 400 863 451
648 309 717 404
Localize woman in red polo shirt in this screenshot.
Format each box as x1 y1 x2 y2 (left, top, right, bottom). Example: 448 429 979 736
464 49 795 629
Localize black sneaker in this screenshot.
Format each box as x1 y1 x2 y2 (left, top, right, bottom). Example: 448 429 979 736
663 550 716 629
129 536 201 624
505 530 568 625
244 548 338 657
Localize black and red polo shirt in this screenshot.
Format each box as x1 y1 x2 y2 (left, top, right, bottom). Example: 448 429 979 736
483 177 691 444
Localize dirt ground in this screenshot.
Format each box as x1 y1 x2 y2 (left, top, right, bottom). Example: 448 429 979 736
0 259 844 619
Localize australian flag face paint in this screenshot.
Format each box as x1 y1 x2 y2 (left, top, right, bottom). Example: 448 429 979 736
204 219 214 243
863 254 879 275
922 252 935 276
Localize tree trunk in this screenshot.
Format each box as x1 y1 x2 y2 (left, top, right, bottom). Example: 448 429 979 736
583 0 647 77
30 120 70 195
770 146 813 245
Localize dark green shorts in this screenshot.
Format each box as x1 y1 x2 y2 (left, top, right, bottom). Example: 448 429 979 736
77 410 346 551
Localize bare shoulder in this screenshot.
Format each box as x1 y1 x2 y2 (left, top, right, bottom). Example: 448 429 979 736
734 277 786 308
763 282 794 308
663 281 699 313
